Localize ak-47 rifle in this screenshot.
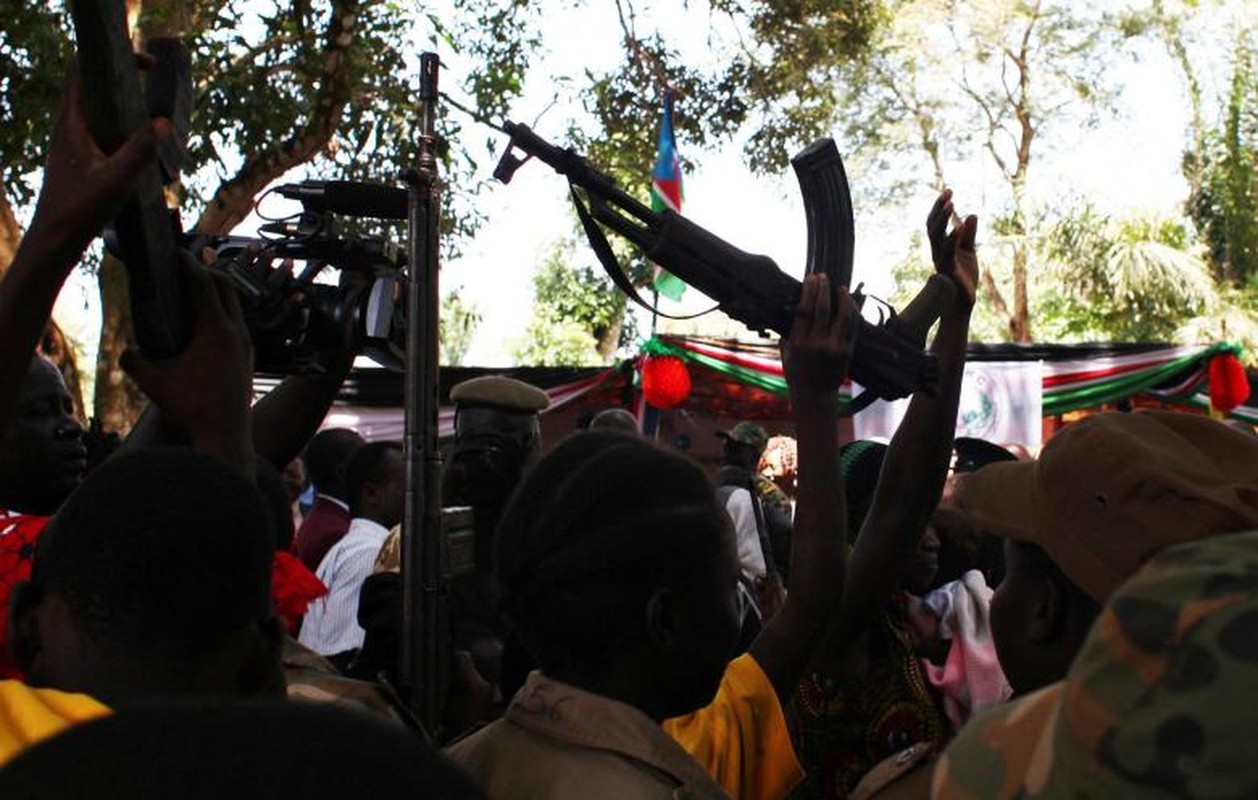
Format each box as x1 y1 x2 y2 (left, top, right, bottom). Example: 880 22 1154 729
69 0 190 358
494 123 955 409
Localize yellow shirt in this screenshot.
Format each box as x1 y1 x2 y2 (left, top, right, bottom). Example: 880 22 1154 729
0 680 110 767
664 653 805 800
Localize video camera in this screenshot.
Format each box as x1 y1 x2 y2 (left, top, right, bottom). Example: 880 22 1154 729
181 180 410 374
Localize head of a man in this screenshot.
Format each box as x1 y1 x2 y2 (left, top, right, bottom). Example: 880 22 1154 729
302 428 365 503
588 408 639 435
717 421 768 472
443 376 549 512
0 699 485 799
959 410 1258 696
494 431 742 721
936 529 1258 798
10 448 283 707
344 441 405 529
0 357 85 516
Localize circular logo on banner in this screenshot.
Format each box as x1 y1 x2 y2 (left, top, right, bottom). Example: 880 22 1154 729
957 370 1003 439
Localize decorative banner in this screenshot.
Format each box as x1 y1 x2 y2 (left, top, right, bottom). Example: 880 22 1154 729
853 361 1045 448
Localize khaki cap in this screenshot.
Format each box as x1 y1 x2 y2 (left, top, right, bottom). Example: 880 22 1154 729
450 375 549 412
957 410 1258 602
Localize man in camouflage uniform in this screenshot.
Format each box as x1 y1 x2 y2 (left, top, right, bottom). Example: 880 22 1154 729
854 410 1258 798
935 529 1258 798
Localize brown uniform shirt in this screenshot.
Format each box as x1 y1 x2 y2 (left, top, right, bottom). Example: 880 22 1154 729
445 671 731 799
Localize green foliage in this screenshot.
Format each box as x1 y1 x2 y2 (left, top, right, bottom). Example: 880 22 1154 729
512 317 605 366
513 239 636 365
572 0 885 195
1036 206 1217 342
0 4 73 206
439 289 481 365
0 1 541 248
1189 34 1258 286
888 203 1226 345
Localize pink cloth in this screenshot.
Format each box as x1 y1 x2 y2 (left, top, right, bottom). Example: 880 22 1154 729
910 570 1011 730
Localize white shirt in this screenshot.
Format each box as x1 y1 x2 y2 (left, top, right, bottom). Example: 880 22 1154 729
298 517 392 656
723 488 767 582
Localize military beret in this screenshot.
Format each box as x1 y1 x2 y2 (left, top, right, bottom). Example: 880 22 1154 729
450 375 550 412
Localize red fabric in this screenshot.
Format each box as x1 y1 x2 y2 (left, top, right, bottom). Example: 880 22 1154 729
293 497 351 572
642 354 692 409
271 551 328 636
0 510 50 679
1209 353 1250 413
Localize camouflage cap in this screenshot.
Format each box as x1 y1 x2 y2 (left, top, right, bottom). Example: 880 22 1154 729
449 375 549 413
933 528 1258 799
716 421 770 453
957 410 1258 601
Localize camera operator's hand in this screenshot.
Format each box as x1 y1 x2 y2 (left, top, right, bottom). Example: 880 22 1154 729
121 252 255 474
927 189 979 311
781 273 856 401
24 60 170 270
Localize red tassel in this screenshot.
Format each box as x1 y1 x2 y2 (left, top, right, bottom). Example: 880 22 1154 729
641 354 692 409
1209 353 1250 414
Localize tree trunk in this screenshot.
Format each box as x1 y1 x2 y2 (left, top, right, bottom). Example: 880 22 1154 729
0 194 22 275
0 195 87 416
595 295 627 360
93 254 148 434
39 322 87 421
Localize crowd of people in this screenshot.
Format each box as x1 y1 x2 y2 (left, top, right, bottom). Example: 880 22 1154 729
1 58 1257 800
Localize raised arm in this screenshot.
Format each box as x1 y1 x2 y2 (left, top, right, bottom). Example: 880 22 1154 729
749 273 855 700
121 257 256 475
250 352 355 471
0 72 165 432
834 191 978 645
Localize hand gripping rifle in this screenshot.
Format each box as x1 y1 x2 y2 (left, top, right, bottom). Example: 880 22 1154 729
493 124 956 409
70 0 192 358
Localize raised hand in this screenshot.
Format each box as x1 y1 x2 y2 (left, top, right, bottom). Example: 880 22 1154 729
121 253 255 470
25 61 169 267
926 189 979 310
781 273 857 399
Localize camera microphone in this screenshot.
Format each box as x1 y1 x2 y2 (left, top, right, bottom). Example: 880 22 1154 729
276 180 408 220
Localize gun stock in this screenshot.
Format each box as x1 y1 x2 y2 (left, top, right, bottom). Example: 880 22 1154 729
70 0 188 358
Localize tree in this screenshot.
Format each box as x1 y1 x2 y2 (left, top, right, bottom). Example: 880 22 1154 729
512 240 636 366
831 0 1133 342
2 0 890 427
1191 35 1258 287
1036 207 1218 342
439 289 480 366
0 0 542 430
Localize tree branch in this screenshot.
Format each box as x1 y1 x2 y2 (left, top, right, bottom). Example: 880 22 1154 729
980 269 1012 324
193 1 359 234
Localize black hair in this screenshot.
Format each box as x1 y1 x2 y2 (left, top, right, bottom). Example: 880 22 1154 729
1009 539 1102 638
0 699 484 799
254 459 295 552
302 428 365 500
32 448 275 665
931 506 1006 589
343 441 402 518
840 440 888 542
494 431 728 679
